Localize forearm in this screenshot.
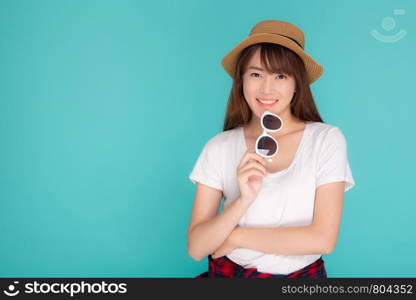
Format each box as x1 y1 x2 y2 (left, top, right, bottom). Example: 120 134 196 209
187 197 250 261
232 225 329 255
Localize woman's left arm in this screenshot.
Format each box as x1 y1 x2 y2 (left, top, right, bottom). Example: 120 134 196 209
212 181 345 258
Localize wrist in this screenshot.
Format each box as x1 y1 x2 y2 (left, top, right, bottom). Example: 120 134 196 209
230 225 242 248
236 196 253 209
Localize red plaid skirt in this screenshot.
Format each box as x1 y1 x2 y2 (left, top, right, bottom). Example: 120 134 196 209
196 255 327 278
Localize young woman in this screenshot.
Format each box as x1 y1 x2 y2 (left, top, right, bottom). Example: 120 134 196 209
187 20 355 278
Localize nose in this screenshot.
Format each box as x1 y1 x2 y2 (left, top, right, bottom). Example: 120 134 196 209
260 75 275 94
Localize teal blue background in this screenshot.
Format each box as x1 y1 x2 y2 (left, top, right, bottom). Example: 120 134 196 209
0 0 414 277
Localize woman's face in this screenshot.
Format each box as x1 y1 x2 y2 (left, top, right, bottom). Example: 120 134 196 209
242 48 296 120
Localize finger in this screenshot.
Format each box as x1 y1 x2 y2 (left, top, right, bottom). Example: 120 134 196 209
239 161 267 176
238 156 268 176
238 151 259 169
238 151 267 170
237 151 251 169
239 169 266 182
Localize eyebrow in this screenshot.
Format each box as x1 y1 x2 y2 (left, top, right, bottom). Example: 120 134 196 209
247 66 265 71
247 65 288 75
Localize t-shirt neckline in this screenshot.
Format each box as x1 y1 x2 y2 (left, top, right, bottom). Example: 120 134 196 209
240 121 312 177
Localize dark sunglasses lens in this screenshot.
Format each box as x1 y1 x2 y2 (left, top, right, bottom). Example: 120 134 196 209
257 136 277 156
263 115 282 130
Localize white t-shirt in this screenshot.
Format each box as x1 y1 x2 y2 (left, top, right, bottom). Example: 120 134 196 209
188 121 355 275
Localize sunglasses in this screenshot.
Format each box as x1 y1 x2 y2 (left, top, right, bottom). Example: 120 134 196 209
255 110 283 162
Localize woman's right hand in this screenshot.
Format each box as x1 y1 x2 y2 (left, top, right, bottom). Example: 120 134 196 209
236 151 268 206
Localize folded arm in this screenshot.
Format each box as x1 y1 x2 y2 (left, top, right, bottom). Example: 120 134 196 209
216 181 345 257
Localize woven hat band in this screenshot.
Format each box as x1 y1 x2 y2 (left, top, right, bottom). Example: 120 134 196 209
268 33 303 48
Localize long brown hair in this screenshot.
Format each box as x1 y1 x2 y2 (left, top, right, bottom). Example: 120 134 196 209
222 43 324 131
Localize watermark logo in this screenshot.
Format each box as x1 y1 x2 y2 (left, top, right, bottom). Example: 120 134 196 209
2 280 127 297
370 9 407 43
3 281 20 297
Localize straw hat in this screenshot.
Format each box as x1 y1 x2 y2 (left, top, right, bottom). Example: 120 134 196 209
221 20 323 84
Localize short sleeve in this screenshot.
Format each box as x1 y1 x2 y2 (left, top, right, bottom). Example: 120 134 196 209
188 137 223 191
316 127 355 192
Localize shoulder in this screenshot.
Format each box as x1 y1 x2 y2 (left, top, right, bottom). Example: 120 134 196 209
309 121 345 138
308 121 348 147
204 126 242 148
197 127 242 160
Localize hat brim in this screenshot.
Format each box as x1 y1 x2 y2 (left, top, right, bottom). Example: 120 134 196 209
221 33 323 84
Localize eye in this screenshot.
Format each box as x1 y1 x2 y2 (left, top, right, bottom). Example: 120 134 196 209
250 72 260 78
276 74 287 79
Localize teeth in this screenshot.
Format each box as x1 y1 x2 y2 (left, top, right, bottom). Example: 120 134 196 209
257 98 277 104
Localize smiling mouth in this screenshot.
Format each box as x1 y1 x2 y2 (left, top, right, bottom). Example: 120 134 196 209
257 98 278 104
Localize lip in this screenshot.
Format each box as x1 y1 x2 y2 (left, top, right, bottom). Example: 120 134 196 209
256 98 278 107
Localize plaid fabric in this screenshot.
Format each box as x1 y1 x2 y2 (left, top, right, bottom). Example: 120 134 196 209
196 255 327 278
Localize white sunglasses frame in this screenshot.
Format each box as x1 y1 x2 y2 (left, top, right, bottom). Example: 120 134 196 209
255 111 283 162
